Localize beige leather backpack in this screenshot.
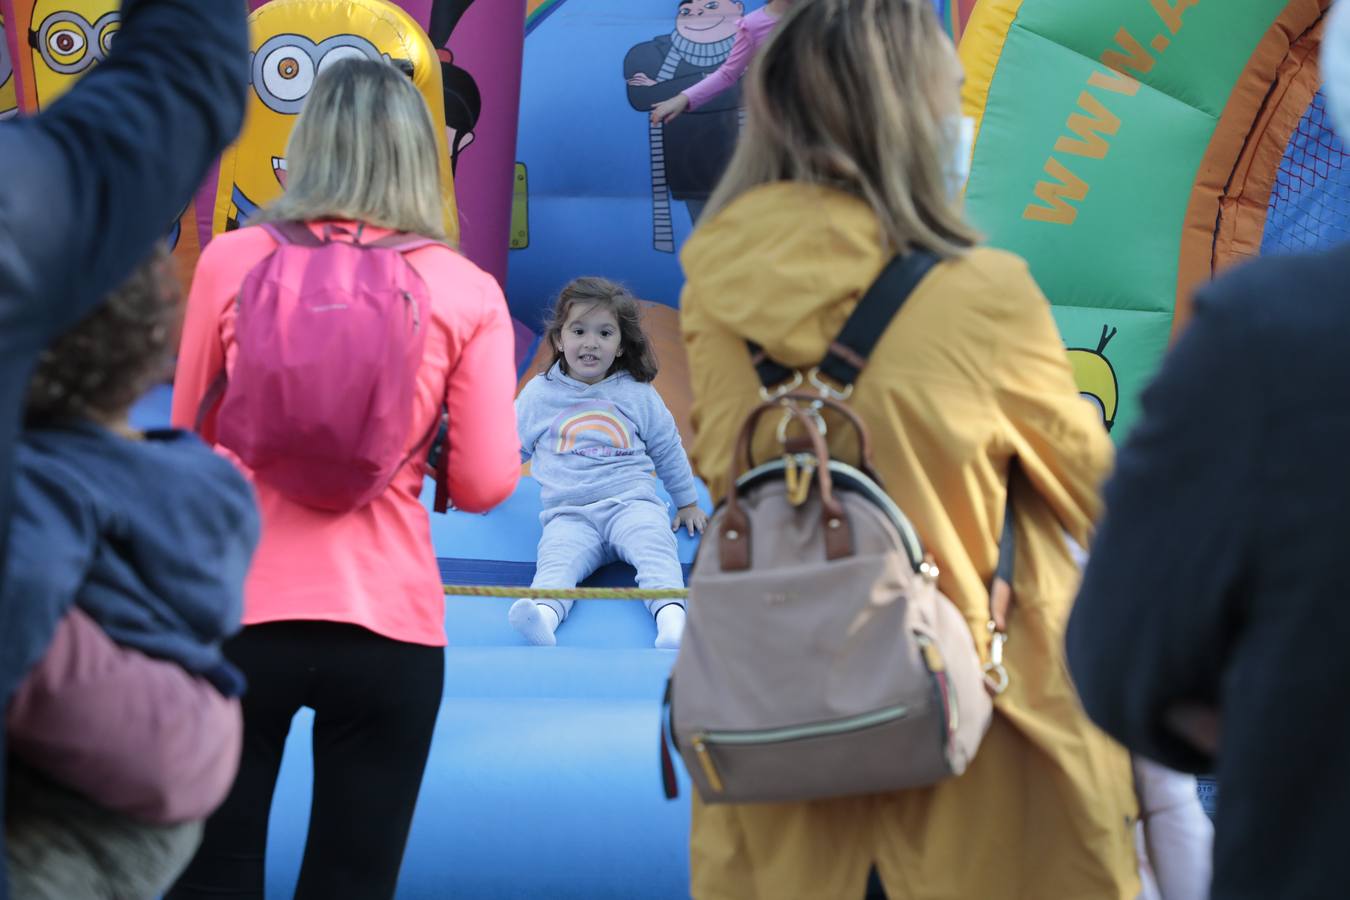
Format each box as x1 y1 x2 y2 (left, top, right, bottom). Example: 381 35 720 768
660 253 1001 804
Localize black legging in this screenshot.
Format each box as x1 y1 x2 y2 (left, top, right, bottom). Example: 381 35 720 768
168 621 444 900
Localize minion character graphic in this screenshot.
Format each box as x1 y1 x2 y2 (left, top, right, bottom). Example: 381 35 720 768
1067 325 1119 432
27 0 119 109
1 12 19 120
213 0 458 239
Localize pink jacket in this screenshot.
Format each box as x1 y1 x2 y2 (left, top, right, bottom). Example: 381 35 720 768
172 223 520 647
682 8 779 111
6 609 242 825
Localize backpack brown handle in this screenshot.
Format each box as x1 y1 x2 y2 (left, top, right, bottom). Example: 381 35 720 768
812 394 877 478
729 399 826 485
721 402 853 571
735 390 881 486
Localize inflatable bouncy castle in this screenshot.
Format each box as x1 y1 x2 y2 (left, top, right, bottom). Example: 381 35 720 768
960 0 1342 435
2 0 1345 895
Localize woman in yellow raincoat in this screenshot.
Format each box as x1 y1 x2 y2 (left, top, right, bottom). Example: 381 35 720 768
678 0 1140 897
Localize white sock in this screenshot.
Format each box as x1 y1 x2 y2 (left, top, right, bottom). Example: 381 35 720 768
509 599 560 647
654 604 686 650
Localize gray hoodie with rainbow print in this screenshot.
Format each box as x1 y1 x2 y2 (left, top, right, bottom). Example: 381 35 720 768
516 363 698 512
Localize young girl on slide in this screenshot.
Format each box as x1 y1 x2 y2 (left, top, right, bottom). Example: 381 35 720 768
510 277 707 649
649 0 792 124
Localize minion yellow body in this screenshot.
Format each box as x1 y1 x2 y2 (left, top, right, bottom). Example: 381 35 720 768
1067 325 1120 432
28 0 119 108
214 0 458 240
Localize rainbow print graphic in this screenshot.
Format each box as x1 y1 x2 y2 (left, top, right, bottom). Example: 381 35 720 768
525 0 565 34
554 405 634 455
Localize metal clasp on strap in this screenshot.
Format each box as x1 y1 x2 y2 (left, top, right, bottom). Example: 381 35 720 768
776 401 828 444
807 366 854 402
760 366 855 404
982 623 1009 696
759 370 804 402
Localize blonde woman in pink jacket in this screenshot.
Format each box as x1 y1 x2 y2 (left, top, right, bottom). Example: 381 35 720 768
168 58 520 899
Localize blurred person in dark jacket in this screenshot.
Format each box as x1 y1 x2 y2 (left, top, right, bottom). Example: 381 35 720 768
0 0 248 579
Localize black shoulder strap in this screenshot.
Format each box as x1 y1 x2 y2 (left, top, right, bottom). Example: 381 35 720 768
995 485 1015 585
747 250 940 390
740 249 1017 615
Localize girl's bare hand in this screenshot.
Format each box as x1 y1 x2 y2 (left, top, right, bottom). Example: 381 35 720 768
672 504 708 536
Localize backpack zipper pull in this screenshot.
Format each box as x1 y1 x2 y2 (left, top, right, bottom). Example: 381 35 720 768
784 453 816 507
916 634 960 734
403 290 420 331
692 735 725 793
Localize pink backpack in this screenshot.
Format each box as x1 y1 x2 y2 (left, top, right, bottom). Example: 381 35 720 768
196 221 451 513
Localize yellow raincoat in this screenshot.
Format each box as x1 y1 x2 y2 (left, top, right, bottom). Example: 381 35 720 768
679 183 1140 900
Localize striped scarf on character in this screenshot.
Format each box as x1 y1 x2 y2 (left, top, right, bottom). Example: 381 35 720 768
648 31 735 252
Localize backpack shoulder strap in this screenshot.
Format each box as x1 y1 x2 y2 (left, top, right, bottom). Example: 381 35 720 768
259 220 325 248
994 494 1016 588
747 250 940 391
362 231 450 255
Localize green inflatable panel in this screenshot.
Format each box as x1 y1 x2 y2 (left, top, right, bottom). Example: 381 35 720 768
960 0 1317 437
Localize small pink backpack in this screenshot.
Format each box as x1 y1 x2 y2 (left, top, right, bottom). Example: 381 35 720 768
196 221 451 513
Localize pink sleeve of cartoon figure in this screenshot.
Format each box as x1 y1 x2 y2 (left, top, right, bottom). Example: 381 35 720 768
440 271 521 513
6 609 243 826
682 13 778 111
682 21 757 111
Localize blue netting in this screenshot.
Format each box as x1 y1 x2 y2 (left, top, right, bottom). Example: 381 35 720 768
1262 90 1350 255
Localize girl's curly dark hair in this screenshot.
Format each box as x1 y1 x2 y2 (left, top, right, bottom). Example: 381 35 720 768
542 277 659 383
26 248 182 426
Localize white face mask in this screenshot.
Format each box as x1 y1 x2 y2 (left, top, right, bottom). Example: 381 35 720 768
1325 2 1350 139
944 115 976 198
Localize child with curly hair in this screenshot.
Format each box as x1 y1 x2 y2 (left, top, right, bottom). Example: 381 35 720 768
510 278 706 649
2 248 258 899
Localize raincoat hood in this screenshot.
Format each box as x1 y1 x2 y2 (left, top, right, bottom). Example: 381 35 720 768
681 183 895 371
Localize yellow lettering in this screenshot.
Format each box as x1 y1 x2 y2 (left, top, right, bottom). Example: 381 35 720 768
1054 92 1121 159
1152 0 1199 35
1090 29 1155 96
1023 158 1090 225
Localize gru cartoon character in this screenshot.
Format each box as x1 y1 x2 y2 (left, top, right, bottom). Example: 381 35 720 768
1068 325 1120 432
625 0 743 252
1 12 17 120
212 0 458 239
429 0 480 175
27 0 119 108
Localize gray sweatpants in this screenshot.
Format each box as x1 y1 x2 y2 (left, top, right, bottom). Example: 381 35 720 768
5 764 202 900
532 497 684 622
